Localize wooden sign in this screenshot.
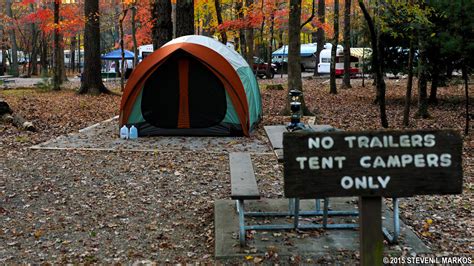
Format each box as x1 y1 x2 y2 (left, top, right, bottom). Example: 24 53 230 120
283 130 463 199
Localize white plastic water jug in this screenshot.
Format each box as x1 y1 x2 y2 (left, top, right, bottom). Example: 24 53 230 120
120 125 129 139
129 125 138 139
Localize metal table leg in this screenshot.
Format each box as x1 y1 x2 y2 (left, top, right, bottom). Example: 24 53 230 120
289 198 295 214
294 198 300 229
315 198 321 212
323 198 329 228
382 198 400 244
237 199 246 247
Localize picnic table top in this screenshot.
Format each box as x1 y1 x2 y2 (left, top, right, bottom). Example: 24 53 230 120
0 75 13 79
263 124 335 161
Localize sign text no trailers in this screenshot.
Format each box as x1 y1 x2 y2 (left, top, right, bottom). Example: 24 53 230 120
283 130 463 199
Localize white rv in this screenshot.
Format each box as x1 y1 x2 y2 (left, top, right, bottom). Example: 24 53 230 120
138 44 154 60
272 43 338 72
318 47 371 75
317 45 343 74
272 43 319 71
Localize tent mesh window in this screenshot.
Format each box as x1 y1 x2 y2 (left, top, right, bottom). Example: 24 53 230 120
141 51 227 129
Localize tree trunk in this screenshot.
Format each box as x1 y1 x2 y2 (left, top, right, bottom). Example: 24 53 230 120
245 0 254 65
428 54 440 105
235 0 246 55
0 52 4 75
29 3 39 76
266 11 275 77
329 0 339 94
361 47 365 87
402 38 415 126
286 0 310 115
59 43 67 82
277 31 283 48
300 0 316 30
288 0 302 95
341 0 351 88
462 64 470 135
119 8 128 92
53 1 61 90
6 0 19 77
176 0 194 37
40 32 48 77
461 0 469 135
374 22 384 103
77 33 81 73
416 41 429 118
114 4 121 44
131 4 138 67
214 0 227 44
71 36 76 73
79 0 108 94
259 0 265 60
0 25 6 75
358 0 388 128
151 0 173 49
446 61 453 79
314 0 325 76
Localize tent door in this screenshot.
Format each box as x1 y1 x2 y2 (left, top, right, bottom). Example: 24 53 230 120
177 58 190 128
141 51 227 129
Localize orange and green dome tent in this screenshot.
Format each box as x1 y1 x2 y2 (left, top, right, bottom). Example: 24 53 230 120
119 35 262 137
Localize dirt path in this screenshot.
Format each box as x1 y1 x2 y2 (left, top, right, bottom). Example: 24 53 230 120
1 78 472 263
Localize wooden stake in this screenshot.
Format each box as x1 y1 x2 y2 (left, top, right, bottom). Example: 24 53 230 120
359 196 383 266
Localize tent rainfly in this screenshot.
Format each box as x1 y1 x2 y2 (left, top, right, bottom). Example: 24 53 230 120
119 35 262 137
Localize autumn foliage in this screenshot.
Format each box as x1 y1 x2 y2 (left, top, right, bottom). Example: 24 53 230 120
1 0 336 62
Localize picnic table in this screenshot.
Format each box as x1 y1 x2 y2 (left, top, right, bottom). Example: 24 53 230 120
228 124 401 247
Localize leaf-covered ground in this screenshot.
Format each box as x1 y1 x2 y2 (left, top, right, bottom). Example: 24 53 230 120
0 77 472 263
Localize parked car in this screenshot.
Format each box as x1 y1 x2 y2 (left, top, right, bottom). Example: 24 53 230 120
252 56 277 79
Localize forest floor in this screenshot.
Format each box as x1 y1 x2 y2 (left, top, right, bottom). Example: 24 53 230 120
0 76 472 263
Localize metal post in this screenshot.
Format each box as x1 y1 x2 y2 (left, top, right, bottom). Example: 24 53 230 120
382 198 400 244
393 197 400 243
323 198 329 228
237 200 246 247
289 198 295 214
293 198 300 229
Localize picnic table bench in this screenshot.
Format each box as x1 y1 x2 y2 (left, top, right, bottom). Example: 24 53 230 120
230 152 260 246
229 125 401 247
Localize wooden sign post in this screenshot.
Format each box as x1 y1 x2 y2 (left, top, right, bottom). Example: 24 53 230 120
283 130 463 265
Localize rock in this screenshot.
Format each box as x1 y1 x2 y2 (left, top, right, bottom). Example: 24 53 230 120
0 99 12 115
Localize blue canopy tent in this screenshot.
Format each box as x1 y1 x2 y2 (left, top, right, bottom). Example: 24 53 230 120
101 49 138 77
101 49 135 60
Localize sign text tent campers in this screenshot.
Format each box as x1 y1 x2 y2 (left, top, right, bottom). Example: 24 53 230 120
283 130 463 265
284 130 463 198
